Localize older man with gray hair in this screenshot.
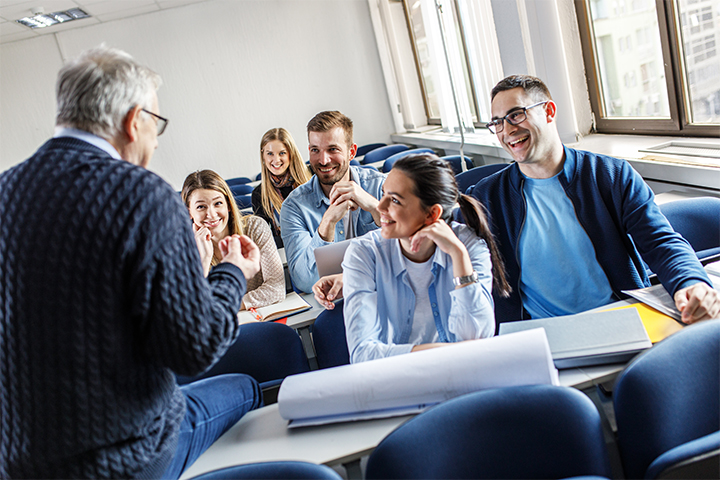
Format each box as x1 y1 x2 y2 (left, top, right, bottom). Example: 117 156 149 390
0 47 261 478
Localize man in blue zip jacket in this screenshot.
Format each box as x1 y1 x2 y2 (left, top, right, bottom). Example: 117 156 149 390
472 75 718 327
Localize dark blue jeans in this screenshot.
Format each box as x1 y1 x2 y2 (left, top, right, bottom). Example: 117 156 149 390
162 374 262 479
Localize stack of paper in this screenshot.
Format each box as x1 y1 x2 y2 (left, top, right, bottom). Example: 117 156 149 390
499 309 651 368
278 328 558 427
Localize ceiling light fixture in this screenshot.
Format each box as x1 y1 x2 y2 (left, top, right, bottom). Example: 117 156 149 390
16 8 90 29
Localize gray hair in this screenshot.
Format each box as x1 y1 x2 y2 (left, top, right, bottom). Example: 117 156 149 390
55 46 162 140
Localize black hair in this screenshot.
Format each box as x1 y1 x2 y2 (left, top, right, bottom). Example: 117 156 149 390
392 154 511 297
491 74 553 103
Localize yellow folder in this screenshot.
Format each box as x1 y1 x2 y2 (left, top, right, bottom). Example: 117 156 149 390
601 303 684 343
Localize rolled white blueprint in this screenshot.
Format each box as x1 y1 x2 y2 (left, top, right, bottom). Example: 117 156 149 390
278 328 558 426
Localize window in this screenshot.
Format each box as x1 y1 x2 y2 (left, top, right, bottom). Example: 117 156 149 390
577 0 720 135
402 0 503 131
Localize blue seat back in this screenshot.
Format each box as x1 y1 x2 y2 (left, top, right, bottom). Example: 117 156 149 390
356 142 387 157
613 320 720 479
234 194 252 209
177 322 310 385
659 197 720 260
225 176 252 186
350 158 360 166
456 163 509 194
382 148 435 173
441 154 474 175
187 461 342 479
361 144 408 165
312 299 350 369
230 183 253 196
366 385 611 479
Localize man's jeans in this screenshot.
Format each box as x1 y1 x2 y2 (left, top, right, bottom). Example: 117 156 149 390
162 374 262 479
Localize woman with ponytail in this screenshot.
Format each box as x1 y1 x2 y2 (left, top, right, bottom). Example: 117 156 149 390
252 128 311 248
340 153 510 363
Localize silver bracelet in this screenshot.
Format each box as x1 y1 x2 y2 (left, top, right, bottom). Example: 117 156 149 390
453 271 479 287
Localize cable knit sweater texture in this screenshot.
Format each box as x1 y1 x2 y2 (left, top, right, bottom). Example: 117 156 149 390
0 137 247 478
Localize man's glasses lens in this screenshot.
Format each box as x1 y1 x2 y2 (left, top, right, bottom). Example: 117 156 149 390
486 101 547 134
142 109 168 136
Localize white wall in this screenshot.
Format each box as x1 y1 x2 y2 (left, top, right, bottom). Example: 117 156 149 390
0 0 395 189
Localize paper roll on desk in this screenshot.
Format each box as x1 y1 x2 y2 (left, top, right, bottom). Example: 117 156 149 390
278 328 559 427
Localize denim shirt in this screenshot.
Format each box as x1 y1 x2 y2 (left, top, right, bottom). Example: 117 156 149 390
280 166 385 293
342 222 496 363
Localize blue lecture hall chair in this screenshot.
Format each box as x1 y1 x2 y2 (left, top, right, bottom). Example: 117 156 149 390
361 144 409 165
176 322 310 393
613 320 720 480
186 461 342 480
255 172 262 181
356 142 387 157
440 154 473 175
382 148 436 173
455 163 509 194
365 385 611 480
229 183 253 196
225 176 253 186
312 299 350 369
350 158 360 166
234 194 252 209
659 197 720 262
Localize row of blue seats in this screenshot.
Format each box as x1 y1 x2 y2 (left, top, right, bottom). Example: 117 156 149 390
183 319 720 479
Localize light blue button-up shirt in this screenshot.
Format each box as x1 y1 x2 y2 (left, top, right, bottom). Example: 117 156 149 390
280 166 385 293
342 222 496 363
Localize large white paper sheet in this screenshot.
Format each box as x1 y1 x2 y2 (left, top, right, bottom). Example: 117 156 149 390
278 328 558 427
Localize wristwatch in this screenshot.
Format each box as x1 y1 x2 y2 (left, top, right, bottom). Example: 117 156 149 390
453 271 479 287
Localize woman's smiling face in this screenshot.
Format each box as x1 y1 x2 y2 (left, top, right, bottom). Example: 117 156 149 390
377 169 431 240
263 139 291 176
188 188 230 240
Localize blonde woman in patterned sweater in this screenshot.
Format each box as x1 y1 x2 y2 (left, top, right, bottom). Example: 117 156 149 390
183 169 286 309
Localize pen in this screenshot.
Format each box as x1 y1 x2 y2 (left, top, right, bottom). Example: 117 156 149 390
248 307 263 321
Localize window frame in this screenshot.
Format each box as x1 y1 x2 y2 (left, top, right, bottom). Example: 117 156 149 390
402 0 484 128
576 0 719 137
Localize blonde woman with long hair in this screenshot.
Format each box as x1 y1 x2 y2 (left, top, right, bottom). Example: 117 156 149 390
182 169 285 309
251 128 311 247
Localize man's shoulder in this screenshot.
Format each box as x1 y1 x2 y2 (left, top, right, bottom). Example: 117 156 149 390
354 165 386 183
284 176 318 204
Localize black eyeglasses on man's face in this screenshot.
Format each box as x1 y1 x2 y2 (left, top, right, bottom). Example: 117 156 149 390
142 108 169 136
485 101 547 134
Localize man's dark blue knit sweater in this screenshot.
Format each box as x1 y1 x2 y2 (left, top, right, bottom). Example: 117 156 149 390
0 137 249 478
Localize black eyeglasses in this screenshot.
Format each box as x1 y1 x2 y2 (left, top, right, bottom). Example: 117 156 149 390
485 101 547 134
142 109 169 136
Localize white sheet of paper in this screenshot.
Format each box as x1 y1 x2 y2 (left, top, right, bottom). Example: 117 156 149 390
278 328 558 426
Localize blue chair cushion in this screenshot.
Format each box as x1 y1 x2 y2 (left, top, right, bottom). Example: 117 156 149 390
230 184 253 196
234 194 252 209
356 143 387 157
614 320 720 479
382 148 435 173
312 299 350 369
226 176 253 186
361 144 408 165
646 430 720 479
176 322 310 385
187 461 342 479
456 163 508 194
366 385 611 479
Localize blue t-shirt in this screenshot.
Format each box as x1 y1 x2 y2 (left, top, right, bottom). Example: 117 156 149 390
518 174 614 318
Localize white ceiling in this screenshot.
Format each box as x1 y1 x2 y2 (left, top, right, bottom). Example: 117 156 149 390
0 0 208 44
